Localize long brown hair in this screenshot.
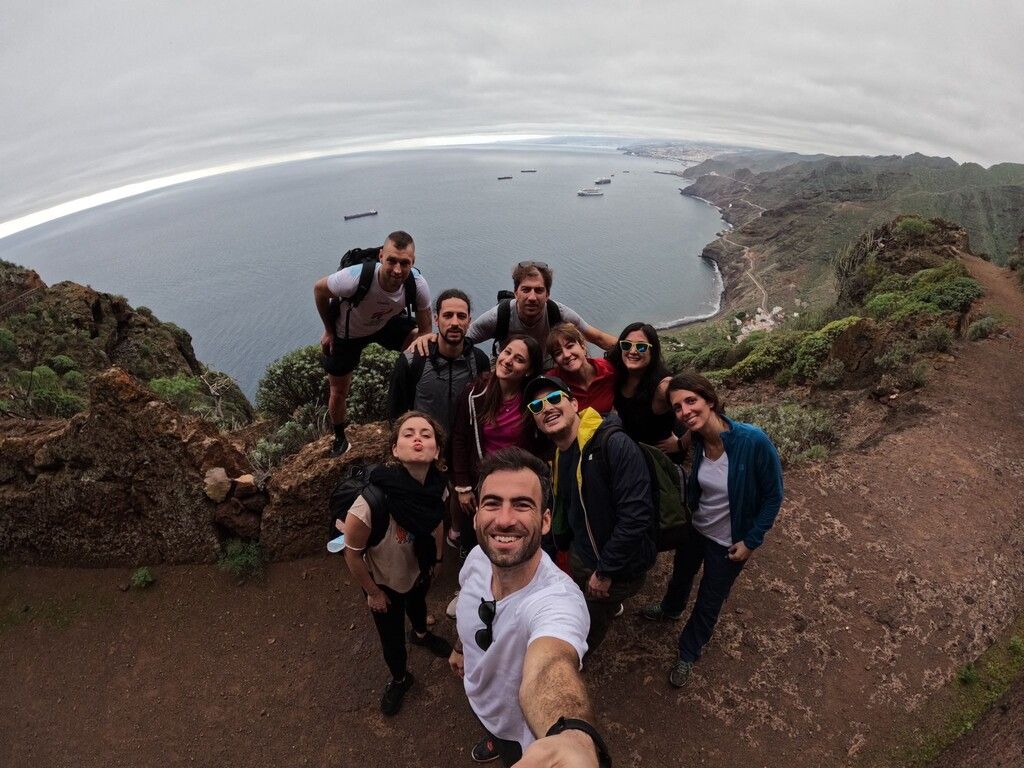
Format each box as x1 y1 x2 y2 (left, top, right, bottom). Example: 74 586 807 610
389 410 448 472
666 372 726 415
478 334 543 425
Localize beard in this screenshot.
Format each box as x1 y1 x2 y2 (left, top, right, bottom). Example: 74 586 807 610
441 327 465 344
477 524 542 569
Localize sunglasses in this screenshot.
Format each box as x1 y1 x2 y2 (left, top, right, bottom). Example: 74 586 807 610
516 260 549 270
526 390 568 414
475 598 497 651
618 340 651 354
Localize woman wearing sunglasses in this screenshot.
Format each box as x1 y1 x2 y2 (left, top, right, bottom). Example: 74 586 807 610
342 411 453 716
607 322 681 456
545 322 616 415
451 334 545 543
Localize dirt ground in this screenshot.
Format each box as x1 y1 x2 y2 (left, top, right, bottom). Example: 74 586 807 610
2 255 1023 768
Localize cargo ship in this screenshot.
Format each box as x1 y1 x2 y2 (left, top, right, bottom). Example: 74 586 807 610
594 177 611 185
498 176 513 180
577 188 604 197
344 210 378 221
520 169 537 173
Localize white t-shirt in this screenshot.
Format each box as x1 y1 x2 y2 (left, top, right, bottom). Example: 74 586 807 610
693 450 732 546
457 547 589 747
326 263 431 339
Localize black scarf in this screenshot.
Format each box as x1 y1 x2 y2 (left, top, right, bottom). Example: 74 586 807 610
369 464 446 575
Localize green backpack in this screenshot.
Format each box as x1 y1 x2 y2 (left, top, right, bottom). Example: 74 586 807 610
598 426 690 551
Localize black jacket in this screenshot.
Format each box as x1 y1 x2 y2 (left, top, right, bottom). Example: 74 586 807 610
554 409 657 581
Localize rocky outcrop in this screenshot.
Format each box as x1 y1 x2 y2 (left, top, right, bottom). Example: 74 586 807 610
260 423 390 560
0 367 251 566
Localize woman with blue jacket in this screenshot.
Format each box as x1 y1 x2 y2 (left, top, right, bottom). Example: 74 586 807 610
641 371 783 688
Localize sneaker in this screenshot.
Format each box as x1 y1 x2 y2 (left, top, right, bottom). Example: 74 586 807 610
471 737 501 763
613 603 624 618
445 591 460 619
640 602 682 622
668 660 694 688
446 530 461 550
380 672 415 716
409 630 453 658
329 434 350 456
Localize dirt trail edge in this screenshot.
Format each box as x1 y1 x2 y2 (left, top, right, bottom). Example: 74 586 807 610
1 257 1022 768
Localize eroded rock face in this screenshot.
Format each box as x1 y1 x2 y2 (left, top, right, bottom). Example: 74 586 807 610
0 368 250 566
260 423 390 560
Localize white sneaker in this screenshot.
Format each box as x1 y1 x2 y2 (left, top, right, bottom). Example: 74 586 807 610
445 591 460 619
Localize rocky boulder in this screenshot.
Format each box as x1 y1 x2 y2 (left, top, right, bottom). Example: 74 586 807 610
260 423 390 560
0 367 251 566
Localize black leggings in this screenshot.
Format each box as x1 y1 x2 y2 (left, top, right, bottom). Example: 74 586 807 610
367 577 431 680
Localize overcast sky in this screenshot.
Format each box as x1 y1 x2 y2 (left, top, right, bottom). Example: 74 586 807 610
2 0 1022 225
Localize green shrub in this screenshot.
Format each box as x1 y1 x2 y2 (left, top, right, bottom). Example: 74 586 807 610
47 354 77 375
893 216 935 245
917 323 954 353
1009 636 1024 656
249 420 318 469
347 344 400 424
913 276 984 313
966 315 1000 341
8 365 86 417
149 374 201 411
728 403 838 465
957 663 980 686
814 359 846 389
61 370 86 391
728 331 806 383
218 540 265 582
0 327 18 359
791 317 861 381
255 345 327 424
875 342 915 371
663 346 698 373
900 362 930 390
130 567 156 589
691 341 734 372
30 388 87 417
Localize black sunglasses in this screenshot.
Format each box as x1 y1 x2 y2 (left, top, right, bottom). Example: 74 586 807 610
526 390 567 414
618 340 651 354
475 598 497 651
517 260 549 270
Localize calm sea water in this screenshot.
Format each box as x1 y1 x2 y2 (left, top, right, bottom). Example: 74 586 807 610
0 144 723 396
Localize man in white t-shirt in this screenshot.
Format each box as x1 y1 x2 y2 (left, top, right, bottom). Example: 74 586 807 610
449 447 611 768
314 231 433 454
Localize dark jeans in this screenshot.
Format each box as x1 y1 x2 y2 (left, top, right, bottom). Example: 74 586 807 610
571 552 646 653
366 576 430 680
661 532 745 663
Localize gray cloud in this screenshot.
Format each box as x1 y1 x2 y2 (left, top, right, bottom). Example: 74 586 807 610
2 0 1022 221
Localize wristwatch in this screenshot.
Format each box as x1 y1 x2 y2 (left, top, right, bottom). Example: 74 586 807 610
545 717 611 768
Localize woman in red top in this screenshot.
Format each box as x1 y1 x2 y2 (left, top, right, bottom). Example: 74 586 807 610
545 322 616 414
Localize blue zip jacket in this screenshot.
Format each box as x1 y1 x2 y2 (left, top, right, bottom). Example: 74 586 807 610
687 416 783 550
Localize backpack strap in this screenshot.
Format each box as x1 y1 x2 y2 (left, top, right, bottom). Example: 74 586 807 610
341 260 378 339
546 300 562 326
408 348 429 390
470 346 490 378
493 298 512 357
402 272 418 317
363 484 390 549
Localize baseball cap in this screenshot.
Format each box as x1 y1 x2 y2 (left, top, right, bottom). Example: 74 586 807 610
523 375 574 405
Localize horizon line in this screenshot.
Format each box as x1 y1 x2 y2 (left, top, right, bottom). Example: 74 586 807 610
0 132 562 242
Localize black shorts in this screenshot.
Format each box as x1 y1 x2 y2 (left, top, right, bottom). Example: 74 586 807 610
321 313 417 376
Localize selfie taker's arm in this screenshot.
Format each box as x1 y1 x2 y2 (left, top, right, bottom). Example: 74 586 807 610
517 637 602 768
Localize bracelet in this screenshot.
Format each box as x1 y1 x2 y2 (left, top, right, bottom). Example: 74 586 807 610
545 717 611 768
454 486 473 493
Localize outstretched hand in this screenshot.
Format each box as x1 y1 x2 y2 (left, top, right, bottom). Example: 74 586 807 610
518 730 599 768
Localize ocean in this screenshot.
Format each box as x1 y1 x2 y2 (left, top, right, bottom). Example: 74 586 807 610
0 143 724 396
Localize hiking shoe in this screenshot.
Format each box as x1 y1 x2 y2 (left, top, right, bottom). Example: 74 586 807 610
445 591 460 619
613 603 624 618
640 602 682 622
446 530 461 550
668 660 694 688
329 434 350 456
471 737 501 763
380 673 415 716
409 630 453 658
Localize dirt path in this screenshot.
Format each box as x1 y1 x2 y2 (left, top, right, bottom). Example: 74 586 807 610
2 258 1023 768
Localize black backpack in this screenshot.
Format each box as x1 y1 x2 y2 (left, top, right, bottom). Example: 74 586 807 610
328 246 419 338
596 426 690 552
492 293 562 356
328 461 388 547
